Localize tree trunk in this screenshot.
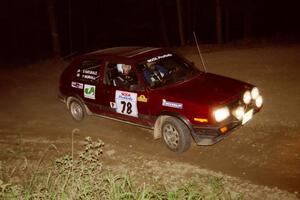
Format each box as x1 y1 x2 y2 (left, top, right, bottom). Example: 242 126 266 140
176 0 185 45
155 0 169 46
47 0 61 56
225 6 230 43
186 0 193 43
243 6 253 39
215 0 222 44
68 0 73 54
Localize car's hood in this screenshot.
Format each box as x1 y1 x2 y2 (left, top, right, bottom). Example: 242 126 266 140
156 73 251 106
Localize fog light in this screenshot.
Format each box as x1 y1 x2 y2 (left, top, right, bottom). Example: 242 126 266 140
255 95 263 108
220 126 228 134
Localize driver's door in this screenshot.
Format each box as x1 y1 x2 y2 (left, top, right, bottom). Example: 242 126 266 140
102 61 151 126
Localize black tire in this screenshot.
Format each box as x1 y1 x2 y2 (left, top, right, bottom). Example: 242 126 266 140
69 99 85 121
161 116 191 153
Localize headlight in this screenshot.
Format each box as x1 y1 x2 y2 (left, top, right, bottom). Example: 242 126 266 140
214 107 230 122
234 106 245 121
255 95 263 108
251 87 259 100
243 90 251 104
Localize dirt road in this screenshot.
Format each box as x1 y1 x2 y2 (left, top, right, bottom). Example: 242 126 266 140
1 44 300 197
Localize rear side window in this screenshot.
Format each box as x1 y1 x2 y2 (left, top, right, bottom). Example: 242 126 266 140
73 59 101 84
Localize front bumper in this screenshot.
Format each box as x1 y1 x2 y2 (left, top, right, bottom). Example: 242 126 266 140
191 121 242 145
191 107 259 146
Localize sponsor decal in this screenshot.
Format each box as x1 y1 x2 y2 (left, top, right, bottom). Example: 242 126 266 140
115 90 138 117
82 69 98 75
82 74 97 80
137 95 148 103
110 102 116 109
77 69 98 80
71 81 83 89
162 99 183 109
147 53 172 63
84 84 96 99
116 91 134 101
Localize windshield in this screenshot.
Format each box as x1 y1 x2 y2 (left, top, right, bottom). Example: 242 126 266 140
137 53 200 88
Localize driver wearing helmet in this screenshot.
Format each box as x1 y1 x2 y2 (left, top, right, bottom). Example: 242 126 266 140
113 64 135 87
143 62 168 87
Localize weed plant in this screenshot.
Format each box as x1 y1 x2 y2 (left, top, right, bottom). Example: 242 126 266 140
0 136 242 200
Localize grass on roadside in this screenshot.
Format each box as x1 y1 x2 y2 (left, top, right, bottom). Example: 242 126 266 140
0 136 243 200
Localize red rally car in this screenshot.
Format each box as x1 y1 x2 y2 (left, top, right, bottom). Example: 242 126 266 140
59 47 263 153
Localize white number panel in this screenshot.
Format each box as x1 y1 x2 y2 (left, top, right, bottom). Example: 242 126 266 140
115 90 138 117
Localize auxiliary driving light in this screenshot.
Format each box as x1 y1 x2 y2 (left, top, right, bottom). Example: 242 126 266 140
243 90 251 104
255 95 263 108
234 106 245 121
251 87 259 100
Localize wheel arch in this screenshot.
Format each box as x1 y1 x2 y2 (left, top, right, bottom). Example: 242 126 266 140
153 111 195 140
66 95 92 115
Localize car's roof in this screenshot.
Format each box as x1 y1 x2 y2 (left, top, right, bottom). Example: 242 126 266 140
84 46 169 61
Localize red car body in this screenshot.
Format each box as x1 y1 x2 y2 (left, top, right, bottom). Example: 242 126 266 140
59 47 263 152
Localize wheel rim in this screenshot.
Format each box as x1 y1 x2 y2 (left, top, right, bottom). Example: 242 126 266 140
163 123 179 149
70 101 83 120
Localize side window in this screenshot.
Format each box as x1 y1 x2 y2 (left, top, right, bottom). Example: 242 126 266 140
73 59 101 84
104 62 138 90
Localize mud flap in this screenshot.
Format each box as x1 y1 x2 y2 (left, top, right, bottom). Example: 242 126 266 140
153 115 168 139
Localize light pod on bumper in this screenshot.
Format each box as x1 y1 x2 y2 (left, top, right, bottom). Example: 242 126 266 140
243 90 251 104
234 106 245 121
255 95 263 108
251 87 259 99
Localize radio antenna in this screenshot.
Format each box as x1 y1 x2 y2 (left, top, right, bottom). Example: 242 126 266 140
193 31 207 73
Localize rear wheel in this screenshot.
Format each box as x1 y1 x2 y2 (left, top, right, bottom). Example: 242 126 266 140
69 99 85 121
161 117 191 153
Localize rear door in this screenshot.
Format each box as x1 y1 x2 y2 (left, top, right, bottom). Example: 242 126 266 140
71 59 104 113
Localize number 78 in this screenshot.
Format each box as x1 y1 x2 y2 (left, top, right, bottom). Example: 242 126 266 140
121 101 132 114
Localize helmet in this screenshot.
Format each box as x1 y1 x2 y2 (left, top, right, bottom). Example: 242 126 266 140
117 64 124 73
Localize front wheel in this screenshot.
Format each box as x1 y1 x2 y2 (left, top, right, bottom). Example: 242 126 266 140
161 117 191 153
69 99 85 121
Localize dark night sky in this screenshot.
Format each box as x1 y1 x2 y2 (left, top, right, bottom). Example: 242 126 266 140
1 0 300 64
